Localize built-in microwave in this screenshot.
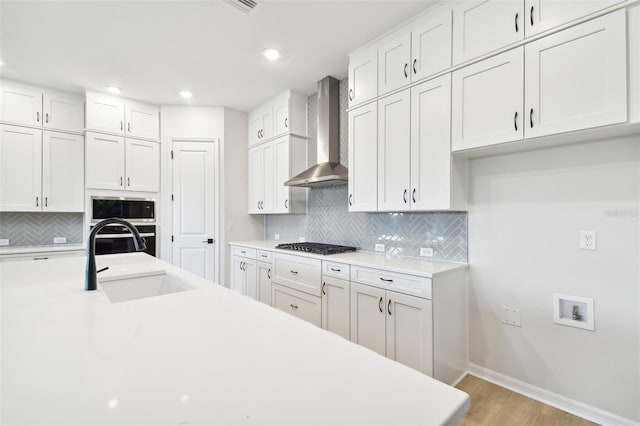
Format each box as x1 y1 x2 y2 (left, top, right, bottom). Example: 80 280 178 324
91 197 155 223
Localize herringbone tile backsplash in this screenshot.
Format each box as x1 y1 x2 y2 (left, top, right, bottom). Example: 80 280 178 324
0 212 84 246
265 78 468 263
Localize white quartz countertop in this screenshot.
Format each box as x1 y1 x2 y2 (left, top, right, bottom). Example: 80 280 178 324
0 243 85 255
0 253 469 425
230 240 468 277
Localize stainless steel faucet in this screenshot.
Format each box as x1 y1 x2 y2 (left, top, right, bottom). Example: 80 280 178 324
85 218 147 291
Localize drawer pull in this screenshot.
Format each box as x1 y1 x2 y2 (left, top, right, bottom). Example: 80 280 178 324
378 297 383 313
260 254 268 258
33 257 49 260
241 250 246 254
290 303 299 310
388 299 392 316
330 267 341 272
322 282 326 295
290 270 298 275
379 277 394 283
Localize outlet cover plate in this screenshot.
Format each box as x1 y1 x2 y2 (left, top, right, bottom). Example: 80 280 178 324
274 234 280 241
420 247 434 257
579 230 596 250
375 244 385 252
53 237 67 244
501 306 521 327
299 237 306 243
0 239 9 246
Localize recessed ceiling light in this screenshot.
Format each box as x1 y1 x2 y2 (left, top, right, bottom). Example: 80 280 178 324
263 48 280 61
105 86 121 95
179 90 193 99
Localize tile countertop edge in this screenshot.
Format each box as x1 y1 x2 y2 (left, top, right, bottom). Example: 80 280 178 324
229 240 468 278
0 244 86 255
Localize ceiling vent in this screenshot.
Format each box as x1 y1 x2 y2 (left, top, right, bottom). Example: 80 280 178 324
224 0 259 13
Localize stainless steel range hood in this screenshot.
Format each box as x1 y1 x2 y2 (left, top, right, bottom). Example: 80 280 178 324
285 76 347 188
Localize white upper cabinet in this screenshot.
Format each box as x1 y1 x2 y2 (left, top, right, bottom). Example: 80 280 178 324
248 91 307 147
0 81 84 133
248 144 265 214
411 75 465 211
452 47 524 151
86 92 126 135
348 47 378 108
0 125 42 212
125 101 159 141
86 91 159 140
378 31 412 96
42 131 84 212
377 89 411 212
125 139 160 192
273 137 290 214
348 102 378 212
42 91 84 133
410 6 453 82
525 0 623 36
452 0 524 65
85 132 126 190
524 10 627 138
258 105 274 142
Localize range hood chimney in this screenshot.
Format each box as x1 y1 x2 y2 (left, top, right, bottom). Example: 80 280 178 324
284 76 347 188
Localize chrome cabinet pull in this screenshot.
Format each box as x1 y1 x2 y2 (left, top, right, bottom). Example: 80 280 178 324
530 108 534 128
261 254 268 258
412 188 416 203
120 177 123 186
290 270 298 275
284 117 288 128
120 121 123 131
514 111 518 131
36 112 40 122
380 277 393 283
241 250 246 254
33 257 49 260
45 113 49 123
36 196 39 207
530 6 534 26
45 197 48 207
413 59 417 74
127 122 131 132
348 194 353 206
388 299 392 315
322 282 326 295
285 199 288 209
403 189 407 203
267 268 271 279
290 303 299 310
515 13 519 32
404 63 409 78
378 297 383 313
330 267 341 272
348 89 354 101
127 177 130 187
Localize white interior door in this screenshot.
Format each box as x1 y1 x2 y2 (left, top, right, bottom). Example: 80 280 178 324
172 140 218 282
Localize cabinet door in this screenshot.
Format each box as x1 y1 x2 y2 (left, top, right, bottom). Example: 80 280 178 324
125 101 159 141
262 142 275 213
248 145 264 214
378 89 410 212
125 139 160 192
230 256 245 293
386 291 433 376
257 261 272 305
86 92 125 134
260 105 274 141
348 47 378 107
244 258 257 300
410 75 452 210
248 110 263 146
42 131 84 212
273 93 290 137
348 103 377 212
524 10 627 139
0 82 42 127
85 132 125 190
272 283 322 327
42 91 84 133
350 282 386 356
452 47 524 151
525 0 623 37
273 137 290 213
410 6 452 82
0 125 42 212
452 0 523 65
321 276 350 339
378 31 412 95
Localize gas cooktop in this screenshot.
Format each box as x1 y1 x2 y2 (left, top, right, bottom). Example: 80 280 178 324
275 242 357 256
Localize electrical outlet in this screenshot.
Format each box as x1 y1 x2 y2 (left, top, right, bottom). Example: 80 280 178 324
375 243 385 252
579 230 597 250
227 223 233 232
501 306 521 327
53 237 66 244
0 239 9 246
420 247 434 257
299 236 306 243
274 234 280 241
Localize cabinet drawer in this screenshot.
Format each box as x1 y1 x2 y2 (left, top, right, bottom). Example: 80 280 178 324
351 266 432 299
272 253 322 296
272 283 321 327
257 250 272 263
231 246 256 259
322 261 350 280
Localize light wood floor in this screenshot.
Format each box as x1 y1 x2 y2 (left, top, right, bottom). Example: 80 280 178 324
455 375 599 426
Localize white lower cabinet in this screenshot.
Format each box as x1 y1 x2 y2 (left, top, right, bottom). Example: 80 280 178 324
0 249 85 263
321 276 350 339
257 261 272 305
0 124 83 212
230 255 257 299
272 283 321 327
350 282 387 356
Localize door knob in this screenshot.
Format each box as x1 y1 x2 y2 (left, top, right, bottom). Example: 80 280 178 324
202 238 214 244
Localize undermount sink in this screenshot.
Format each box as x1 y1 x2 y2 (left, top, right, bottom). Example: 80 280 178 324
99 271 194 303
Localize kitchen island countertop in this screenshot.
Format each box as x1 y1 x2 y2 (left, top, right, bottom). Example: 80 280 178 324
0 252 469 425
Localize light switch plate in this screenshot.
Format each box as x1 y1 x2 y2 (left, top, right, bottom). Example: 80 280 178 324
53 237 66 244
420 247 434 257
0 239 9 246
579 230 596 250
501 306 521 327
375 244 385 252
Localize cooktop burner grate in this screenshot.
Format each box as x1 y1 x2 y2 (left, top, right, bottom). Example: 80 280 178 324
275 242 357 255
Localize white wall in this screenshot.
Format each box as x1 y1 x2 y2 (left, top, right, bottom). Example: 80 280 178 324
467 135 639 421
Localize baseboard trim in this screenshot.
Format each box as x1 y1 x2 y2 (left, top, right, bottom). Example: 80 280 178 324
467 363 639 426
450 371 468 387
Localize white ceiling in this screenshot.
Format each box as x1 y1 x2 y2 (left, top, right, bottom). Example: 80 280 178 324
0 0 434 112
